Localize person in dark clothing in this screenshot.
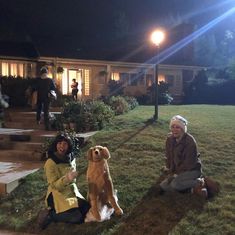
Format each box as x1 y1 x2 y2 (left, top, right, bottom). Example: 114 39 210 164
71 78 78 101
37 134 90 230
35 67 56 130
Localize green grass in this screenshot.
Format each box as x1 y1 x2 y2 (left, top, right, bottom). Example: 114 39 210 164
0 105 235 234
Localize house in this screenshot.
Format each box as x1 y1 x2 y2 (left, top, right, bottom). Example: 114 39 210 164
0 39 204 104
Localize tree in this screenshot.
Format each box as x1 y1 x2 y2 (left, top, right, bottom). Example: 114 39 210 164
227 58 235 80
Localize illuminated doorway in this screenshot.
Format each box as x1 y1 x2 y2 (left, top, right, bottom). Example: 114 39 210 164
61 68 90 99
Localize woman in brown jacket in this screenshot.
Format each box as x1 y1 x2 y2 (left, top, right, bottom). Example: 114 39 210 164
160 115 207 197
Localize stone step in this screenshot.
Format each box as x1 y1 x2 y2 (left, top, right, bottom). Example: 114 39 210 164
0 150 43 162
4 121 44 130
0 141 43 151
10 116 36 122
0 160 42 195
0 230 37 235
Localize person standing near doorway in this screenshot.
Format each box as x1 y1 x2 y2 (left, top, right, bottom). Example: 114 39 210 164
71 79 78 101
34 67 56 130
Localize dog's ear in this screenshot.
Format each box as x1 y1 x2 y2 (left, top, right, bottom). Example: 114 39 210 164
87 148 93 161
102 147 111 160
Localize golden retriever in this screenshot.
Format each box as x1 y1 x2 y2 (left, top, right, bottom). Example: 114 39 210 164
86 145 123 221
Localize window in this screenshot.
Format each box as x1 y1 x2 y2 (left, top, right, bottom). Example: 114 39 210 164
2 62 9 76
137 72 145 85
130 73 138 86
10 63 17 76
111 72 120 81
165 75 174 86
18 64 24 77
84 69 90 96
62 68 68 95
120 73 129 85
146 74 153 87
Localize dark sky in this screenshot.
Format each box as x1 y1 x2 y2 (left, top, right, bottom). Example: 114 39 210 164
0 0 234 60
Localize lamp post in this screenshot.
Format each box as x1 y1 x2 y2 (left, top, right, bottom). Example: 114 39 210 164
151 30 165 121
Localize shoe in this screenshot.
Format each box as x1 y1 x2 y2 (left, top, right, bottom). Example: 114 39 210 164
36 209 52 231
191 178 208 199
204 176 220 198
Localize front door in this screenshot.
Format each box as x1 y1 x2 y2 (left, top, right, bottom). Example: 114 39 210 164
60 68 90 99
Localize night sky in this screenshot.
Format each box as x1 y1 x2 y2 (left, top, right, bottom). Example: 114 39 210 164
0 0 235 60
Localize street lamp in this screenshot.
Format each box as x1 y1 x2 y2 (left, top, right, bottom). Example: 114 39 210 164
150 29 165 121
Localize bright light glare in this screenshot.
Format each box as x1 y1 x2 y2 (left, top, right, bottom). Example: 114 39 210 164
151 30 165 46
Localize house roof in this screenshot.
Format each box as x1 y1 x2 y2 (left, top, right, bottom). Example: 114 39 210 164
0 37 201 67
0 41 40 59
36 38 200 66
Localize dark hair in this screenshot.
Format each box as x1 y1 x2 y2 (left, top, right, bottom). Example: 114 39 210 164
40 67 48 75
48 134 73 155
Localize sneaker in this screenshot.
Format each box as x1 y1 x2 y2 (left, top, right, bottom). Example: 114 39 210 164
191 179 208 199
204 176 220 198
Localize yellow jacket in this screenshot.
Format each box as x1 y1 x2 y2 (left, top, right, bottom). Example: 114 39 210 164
44 157 85 214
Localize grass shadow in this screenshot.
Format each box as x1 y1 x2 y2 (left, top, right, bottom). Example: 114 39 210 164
113 176 206 235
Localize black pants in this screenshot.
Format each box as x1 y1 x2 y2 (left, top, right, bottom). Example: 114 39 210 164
49 199 90 224
36 99 50 130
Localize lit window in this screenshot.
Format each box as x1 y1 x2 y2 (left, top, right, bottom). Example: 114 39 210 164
77 70 82 96
158 74 165 83
84 69 90 96
18 64 24 77
111 72 120 81
2 62 9 76
10 63 18 77
68 70 77 93
62 68 68 95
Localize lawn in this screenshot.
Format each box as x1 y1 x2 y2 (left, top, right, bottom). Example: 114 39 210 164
0 105 234 235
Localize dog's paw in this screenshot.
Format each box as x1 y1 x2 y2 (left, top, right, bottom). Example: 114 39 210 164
115 208 123 216
92 209 101 221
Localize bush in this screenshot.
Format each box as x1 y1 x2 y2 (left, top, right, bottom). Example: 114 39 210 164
123 96 139 110
60 100 114 132
1 76 35 107
184 77 235 104
88 100 115 129
106 96 129 115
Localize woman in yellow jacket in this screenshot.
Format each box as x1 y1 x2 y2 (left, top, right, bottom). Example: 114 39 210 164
38 134 90 230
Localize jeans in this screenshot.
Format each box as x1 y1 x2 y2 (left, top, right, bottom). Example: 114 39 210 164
36 99 50 130
160 170 202 192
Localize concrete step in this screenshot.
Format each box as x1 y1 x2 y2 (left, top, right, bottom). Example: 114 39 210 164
0 141 43 151
0 130 57 148
0 160 42 195
0 230 37 235
4 121 44 130
0 150 43 162
9 116 36 122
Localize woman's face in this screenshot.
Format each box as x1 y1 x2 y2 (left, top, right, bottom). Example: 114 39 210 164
171 124 184 139
56 140 69 156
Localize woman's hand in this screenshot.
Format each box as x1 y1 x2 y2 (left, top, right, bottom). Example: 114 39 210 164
65 170 78 183
161 166 170 174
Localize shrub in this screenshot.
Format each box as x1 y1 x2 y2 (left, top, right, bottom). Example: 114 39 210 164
60 100 114 132
88 100 115 129
1 76 35 107
106 96 129 115
123 96 139 110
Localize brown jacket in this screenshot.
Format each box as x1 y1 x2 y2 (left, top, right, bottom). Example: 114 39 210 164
165 132 202 174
